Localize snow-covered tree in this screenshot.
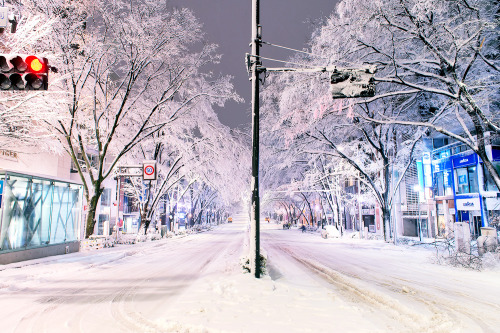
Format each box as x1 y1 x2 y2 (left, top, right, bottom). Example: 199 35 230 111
0 13 66 151
29 0 241 237
314 0 500 187
260 62 424 240
259 0 499 240
123 109 249 233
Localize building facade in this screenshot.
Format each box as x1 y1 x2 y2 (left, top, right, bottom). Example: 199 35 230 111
0 147 119 264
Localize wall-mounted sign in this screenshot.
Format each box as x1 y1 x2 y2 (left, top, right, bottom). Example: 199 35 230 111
452 153 477 168
0 149 18 161
456 197 481 211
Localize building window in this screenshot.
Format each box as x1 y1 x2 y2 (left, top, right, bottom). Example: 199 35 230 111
70 152 99 173
101 188 111 207
435 172 445 196
454 166 478 194
0 174 82 252
483 165 500 192
452 145 469 155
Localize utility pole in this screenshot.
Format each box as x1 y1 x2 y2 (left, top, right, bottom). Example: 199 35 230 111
246 0 376 278
250 0 261 278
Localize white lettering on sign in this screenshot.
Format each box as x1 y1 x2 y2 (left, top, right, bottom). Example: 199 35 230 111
459 158 468 164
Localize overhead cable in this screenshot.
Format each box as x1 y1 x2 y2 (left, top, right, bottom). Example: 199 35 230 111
262 41 328 59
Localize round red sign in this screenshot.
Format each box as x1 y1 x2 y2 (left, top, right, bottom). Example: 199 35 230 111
144 165 155 175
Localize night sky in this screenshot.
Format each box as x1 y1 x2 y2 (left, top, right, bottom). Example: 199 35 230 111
168 1 338 129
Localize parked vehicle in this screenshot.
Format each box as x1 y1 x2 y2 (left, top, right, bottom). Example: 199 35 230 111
227 217 233 223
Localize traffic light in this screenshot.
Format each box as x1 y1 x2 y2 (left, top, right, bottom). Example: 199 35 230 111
0 54 49 91
330 66 376 99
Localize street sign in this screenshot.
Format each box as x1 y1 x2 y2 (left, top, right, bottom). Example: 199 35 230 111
0 7 8 28
143 160 157 180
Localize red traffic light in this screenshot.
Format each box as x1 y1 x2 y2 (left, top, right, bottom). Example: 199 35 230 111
25 56 46 73
0 54 49 90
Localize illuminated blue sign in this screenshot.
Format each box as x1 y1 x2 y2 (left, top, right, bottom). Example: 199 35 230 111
452 154 477 168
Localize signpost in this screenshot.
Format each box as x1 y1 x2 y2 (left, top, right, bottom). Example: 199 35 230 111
114 160 156 240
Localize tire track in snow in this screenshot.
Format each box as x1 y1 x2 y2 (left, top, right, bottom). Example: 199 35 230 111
291 243 499 333
266 241 449 332
264 231 495 333
8 229 237 333
101 229 244 332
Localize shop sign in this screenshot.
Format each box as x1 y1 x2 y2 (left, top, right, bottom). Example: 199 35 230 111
443 169 451 187
362 208 374 215
0 7 8 28
491 146 500 161
0 149 18 161
456 197 481 211
452 153 477 168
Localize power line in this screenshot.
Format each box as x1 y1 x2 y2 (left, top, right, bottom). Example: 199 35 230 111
262 41 328 59
249 54 318 68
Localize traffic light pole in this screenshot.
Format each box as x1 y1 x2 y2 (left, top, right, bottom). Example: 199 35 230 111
250 0 261 278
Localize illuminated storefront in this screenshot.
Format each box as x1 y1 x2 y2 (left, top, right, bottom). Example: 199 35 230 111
0 171 83 264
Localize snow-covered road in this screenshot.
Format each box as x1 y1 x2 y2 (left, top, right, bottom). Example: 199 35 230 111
0 214 499 332
263 227 500 332
0 222 246 333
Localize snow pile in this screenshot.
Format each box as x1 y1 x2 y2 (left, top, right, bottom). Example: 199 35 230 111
321 225 341 238
481 252 500 270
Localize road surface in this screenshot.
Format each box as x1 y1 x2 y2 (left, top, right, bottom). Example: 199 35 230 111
0 214 499 332
0 220 246 333
262 225 500 332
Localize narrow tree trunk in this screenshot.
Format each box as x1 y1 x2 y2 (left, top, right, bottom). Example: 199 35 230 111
382 208 391 242
85 185 103 238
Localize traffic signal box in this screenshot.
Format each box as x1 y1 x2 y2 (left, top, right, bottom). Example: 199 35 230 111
0 54 49 91
330 67 376 99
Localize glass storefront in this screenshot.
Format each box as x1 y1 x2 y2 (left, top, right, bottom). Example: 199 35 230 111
0 172 82 253
454 166 479 194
